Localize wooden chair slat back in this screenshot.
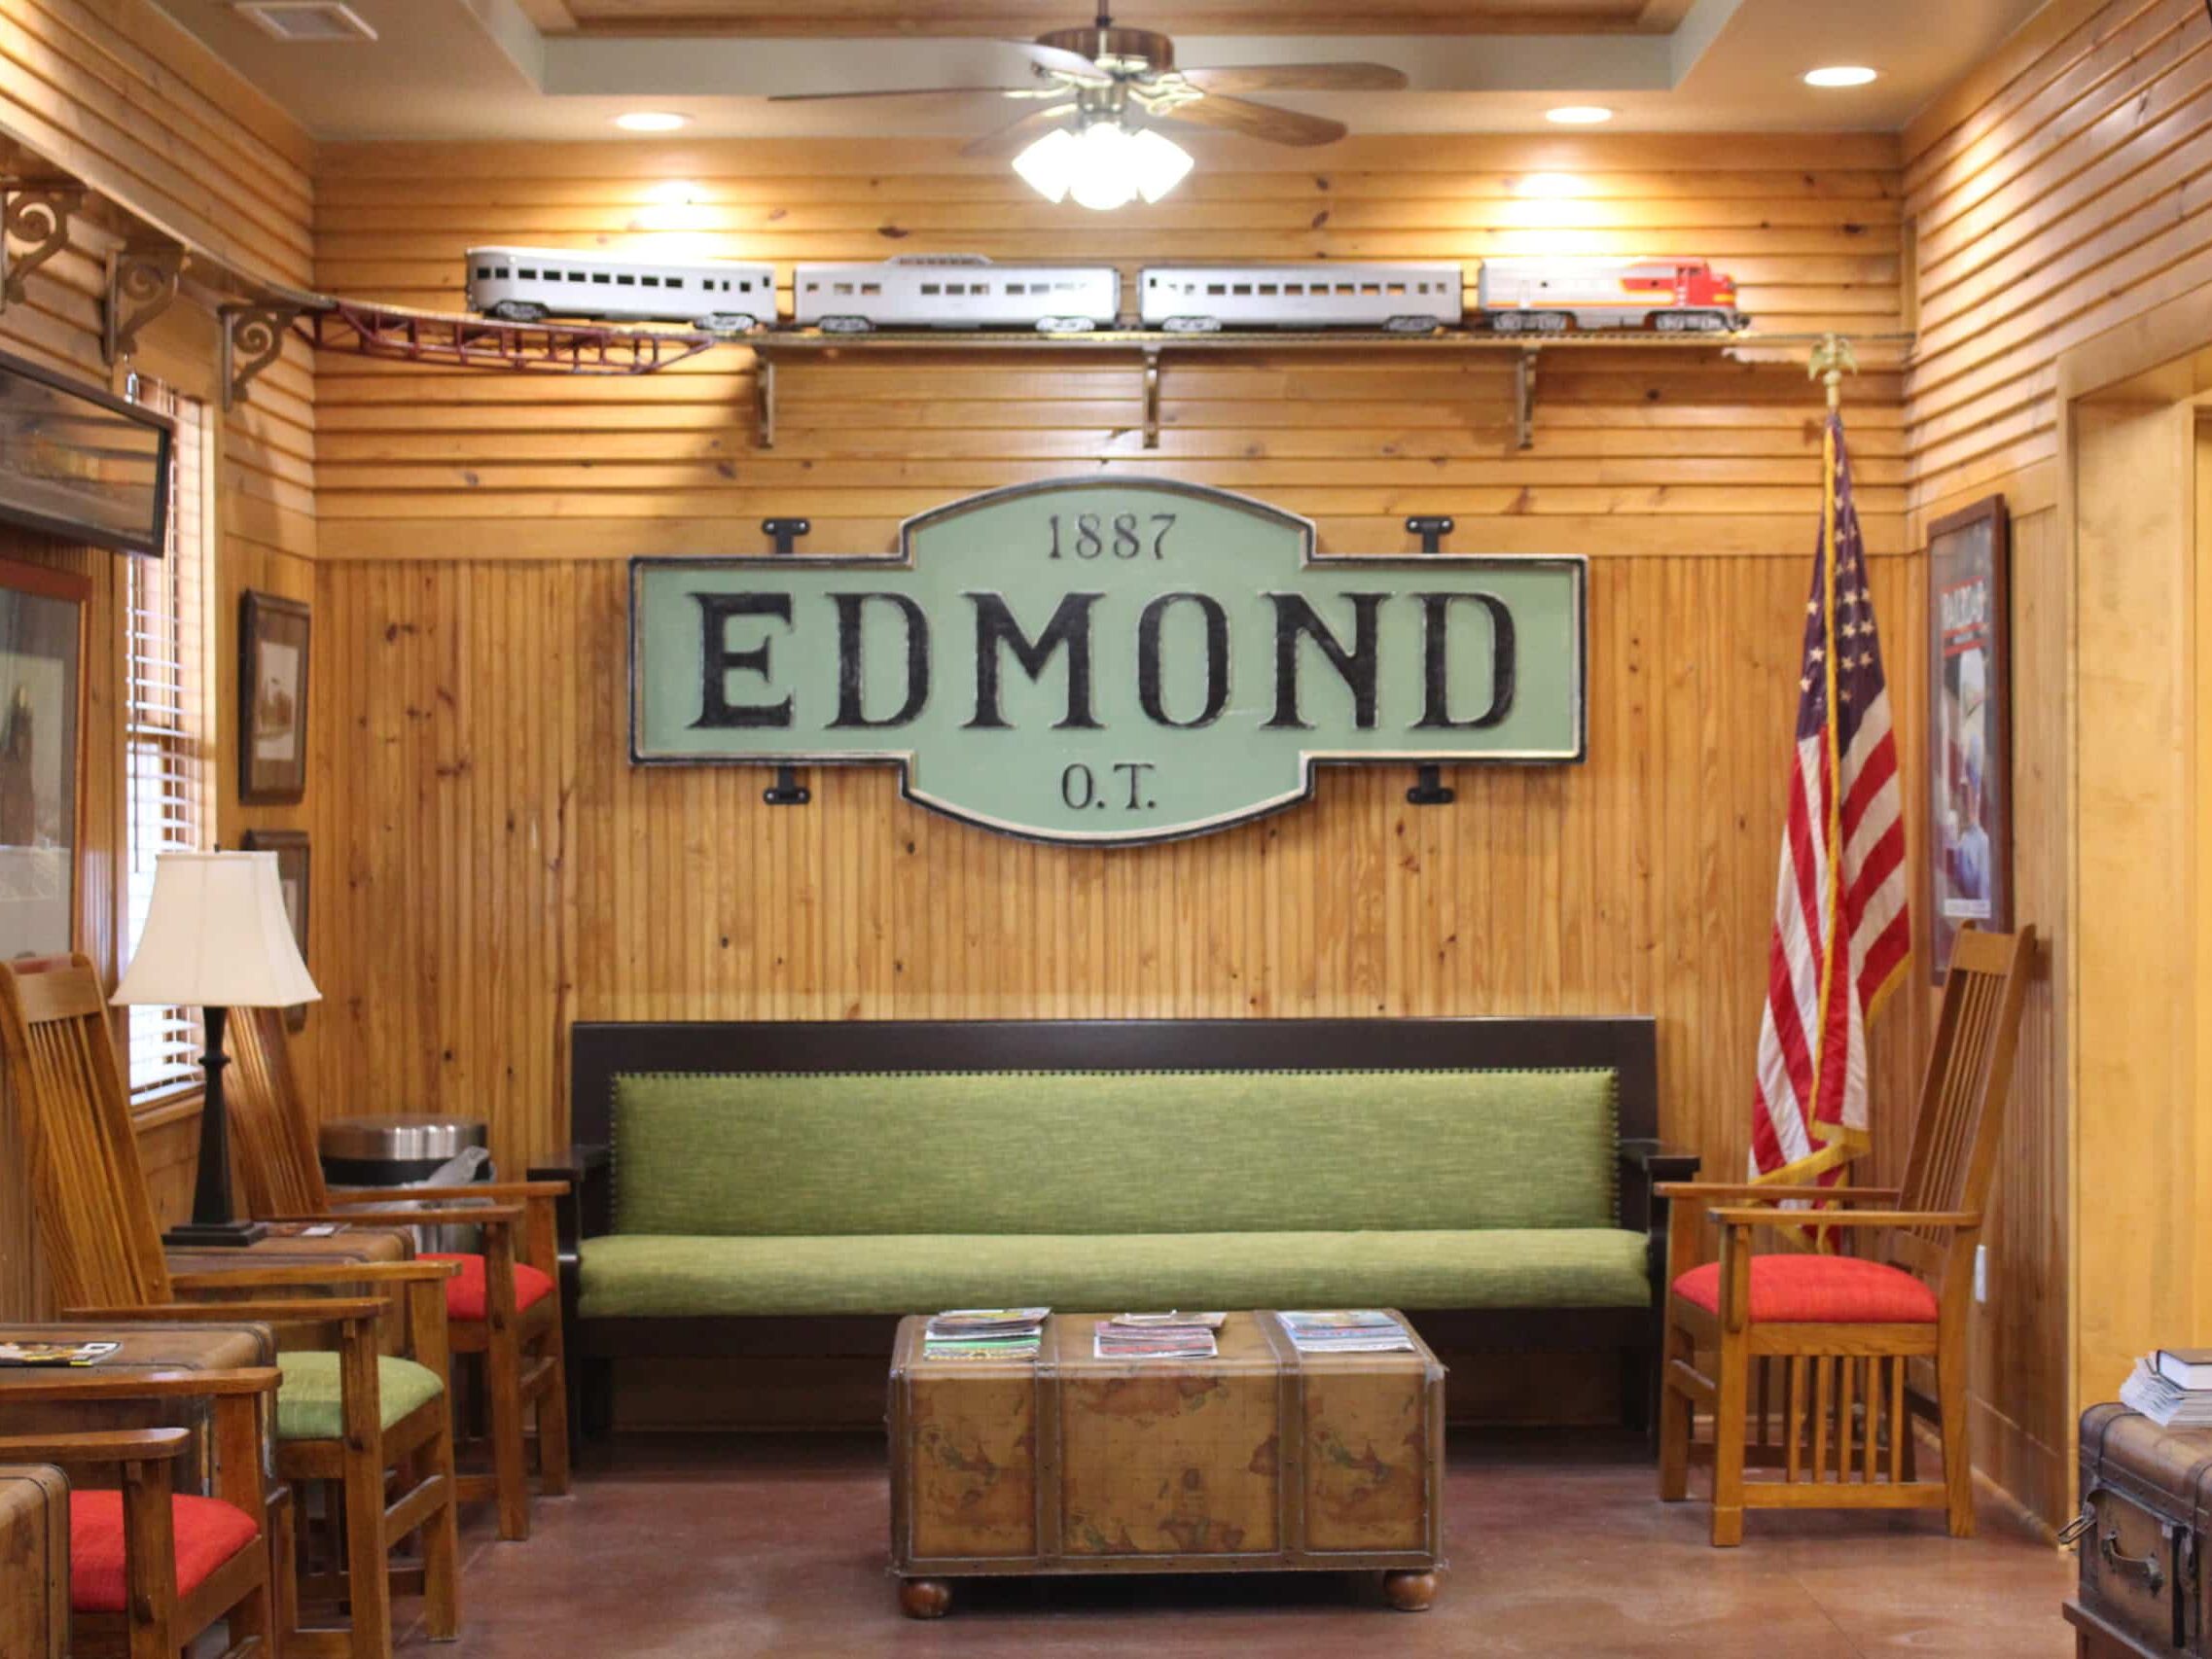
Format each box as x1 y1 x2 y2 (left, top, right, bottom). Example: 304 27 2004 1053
229 1006 331 1216
1895 925 2037 1249
0 957 171 1309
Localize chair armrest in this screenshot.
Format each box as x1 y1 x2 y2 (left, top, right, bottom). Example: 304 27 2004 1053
323 1181 569 1204
529 1143 609 1305
0 1367 281 1404
1657 1182 1902 1203
0 1428 191 1465
1621 1139 1702 1178
1618 1140 1699 1226
254 1205 522 1229
171 1260 460 1292
1706 1207 1980 1229
66 1299 387 1325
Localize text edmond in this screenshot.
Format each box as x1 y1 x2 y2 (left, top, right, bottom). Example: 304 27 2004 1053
688 587 1522 734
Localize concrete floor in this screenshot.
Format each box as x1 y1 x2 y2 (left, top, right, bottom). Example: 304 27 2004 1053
396 1432 2078 1657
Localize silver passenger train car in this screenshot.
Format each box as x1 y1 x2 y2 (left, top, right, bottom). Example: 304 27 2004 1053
465 245 776 332
1139 263 1463 333
792 256 1120 333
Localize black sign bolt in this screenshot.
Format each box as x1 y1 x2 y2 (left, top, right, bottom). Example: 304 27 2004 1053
1404 516 1457 806
760 517 812 804
1406 515 1454 555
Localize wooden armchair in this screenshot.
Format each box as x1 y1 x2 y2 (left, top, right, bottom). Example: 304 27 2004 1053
1656 924 2036 1545
229 1005 572 1542
0 955 467 1659
0 1365 282 1659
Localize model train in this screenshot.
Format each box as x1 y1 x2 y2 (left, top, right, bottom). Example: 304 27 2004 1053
1477 258 1744 334
465 246 775 332
459 248 1747 336
1139 263 1463 333
792 255 1119 333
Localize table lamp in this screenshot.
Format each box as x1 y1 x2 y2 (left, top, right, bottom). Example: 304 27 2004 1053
112 850 321 1248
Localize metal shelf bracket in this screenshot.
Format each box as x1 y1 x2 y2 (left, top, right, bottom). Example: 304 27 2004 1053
103 243 184 367
222 300 307 410
1515 347 1538 450
1142 346 1162 449
757 351 776 449
0 181 79 311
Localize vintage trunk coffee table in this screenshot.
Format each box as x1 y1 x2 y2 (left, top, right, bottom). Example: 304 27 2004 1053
887 1310 1446 1617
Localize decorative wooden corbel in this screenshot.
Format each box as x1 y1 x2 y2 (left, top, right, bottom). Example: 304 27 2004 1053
221 300 306 409
0 182 81 309
103 244 185 366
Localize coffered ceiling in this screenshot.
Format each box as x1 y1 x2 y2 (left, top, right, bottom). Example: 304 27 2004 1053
158 0 2046 140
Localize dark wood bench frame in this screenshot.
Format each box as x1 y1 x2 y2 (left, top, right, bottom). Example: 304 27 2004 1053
533 1015 1697 1444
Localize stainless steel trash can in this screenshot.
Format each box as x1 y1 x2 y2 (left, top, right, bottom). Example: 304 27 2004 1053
318 1115 492 1255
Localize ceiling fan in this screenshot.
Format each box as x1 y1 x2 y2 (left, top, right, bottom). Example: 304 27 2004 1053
769 9 1408 157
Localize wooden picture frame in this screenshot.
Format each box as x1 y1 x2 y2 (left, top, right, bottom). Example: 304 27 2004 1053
1925 494 2011 982
238 590 309 805
241 829 309 1031
0 556 89 961
0 346 172 558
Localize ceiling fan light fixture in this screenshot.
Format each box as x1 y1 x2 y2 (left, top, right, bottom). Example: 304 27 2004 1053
1014 121 1192 211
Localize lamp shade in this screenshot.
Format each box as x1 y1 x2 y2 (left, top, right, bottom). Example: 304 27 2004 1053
111 851 320 1009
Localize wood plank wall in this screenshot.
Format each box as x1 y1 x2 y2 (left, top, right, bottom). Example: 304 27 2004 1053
1900 0 2212 1525
0 0 315 1320
303 131 1930 1258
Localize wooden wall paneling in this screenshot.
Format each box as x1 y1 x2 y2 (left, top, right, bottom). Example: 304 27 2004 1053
1901 0 2212 1530
0 0 314 1319
1904 0 2212 512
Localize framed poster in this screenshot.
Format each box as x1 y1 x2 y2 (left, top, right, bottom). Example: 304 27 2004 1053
239 589 309 804
242 829 309 1031
1926 494 2010 982
0 346 172 557
0 557 89 961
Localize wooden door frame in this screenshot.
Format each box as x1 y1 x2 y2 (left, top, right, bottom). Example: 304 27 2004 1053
2056 281 2212 1503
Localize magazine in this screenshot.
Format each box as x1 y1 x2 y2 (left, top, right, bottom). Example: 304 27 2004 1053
1277 1310 1414 1355
0 1339 120 1367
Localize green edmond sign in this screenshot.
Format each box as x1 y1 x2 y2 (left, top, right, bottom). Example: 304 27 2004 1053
631 479 1586 845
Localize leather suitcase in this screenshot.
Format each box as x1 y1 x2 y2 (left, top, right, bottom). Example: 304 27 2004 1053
2064 1403 2212 1657
0 1464 68 1658
888 1311 1446 1616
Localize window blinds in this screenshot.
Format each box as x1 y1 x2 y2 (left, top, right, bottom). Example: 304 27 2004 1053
122 379 210 1098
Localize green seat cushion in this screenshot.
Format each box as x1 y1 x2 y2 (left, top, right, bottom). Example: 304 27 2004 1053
273 1351 444 1442
613 1069 1619 1236
578 1228 1652 1320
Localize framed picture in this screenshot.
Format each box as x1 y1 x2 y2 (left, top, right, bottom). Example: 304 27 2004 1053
0 347 172 558
1926 494 2011 982
239 590 309 804
0 557 89 961
242 829 309 1031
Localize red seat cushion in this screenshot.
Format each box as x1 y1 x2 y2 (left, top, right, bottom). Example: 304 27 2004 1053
423 1252 556 1322
1673 1254 1940 1324
69 1490 260 1613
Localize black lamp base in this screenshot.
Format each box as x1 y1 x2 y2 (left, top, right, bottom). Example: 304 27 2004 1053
162 1218 268 1250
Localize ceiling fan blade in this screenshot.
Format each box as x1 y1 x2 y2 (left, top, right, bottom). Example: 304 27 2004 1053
768 87 1040 103
1161 94 1347 147
1005 38 1108 80
1177 62 1408 94
961 101 1079 159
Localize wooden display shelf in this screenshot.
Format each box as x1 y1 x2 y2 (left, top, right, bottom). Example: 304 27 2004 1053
747 328 1915 451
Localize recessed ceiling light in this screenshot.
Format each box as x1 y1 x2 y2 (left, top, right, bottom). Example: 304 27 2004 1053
614 112 690 132
1545 106 1615 125
1803 66 1878 88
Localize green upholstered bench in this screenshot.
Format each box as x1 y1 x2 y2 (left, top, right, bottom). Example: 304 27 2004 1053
535 1017 1695 1437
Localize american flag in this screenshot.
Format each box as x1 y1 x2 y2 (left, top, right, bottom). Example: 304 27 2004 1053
1750 412 1911 1182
